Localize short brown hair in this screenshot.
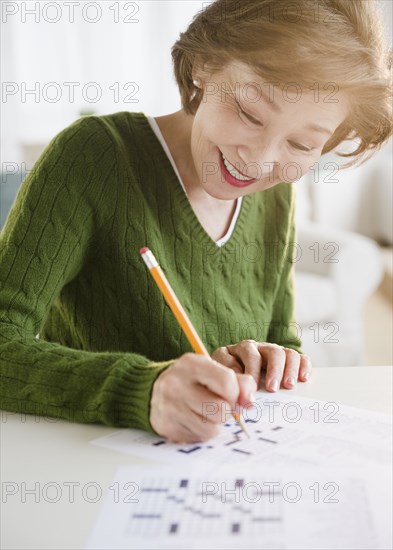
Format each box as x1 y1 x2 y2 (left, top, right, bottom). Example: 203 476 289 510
171 0 392 168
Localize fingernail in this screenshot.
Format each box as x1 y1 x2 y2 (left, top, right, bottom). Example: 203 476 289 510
303 372 310 381
248 393 256 403
287 377 295 387
269 378 279 392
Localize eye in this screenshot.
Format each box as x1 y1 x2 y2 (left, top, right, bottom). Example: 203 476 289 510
235 99 263 127
288 140 315 153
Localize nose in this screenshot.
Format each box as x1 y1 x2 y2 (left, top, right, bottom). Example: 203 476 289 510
238 141 281 182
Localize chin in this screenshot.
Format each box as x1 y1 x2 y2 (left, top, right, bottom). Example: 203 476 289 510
203 185 240 201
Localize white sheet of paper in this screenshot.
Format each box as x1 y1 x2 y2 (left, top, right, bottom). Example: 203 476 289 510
84 464 392 549
90 392 392 470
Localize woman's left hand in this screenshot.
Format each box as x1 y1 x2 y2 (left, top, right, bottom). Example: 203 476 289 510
211 339 312 393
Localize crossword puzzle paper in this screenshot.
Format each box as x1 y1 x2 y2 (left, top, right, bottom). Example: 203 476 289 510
90 392 392 470
85 464 392 549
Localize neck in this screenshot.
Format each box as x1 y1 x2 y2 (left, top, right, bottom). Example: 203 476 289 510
154 109 233 207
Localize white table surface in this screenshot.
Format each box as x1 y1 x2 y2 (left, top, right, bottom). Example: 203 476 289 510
1 365 392 550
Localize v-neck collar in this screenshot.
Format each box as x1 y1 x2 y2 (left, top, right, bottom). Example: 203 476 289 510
130 111 252 252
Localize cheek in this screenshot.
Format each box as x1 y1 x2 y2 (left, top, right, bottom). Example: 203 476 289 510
278 156 313 183
302 153 321 175
202 103 248 143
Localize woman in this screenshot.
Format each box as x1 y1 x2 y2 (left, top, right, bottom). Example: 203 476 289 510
0 0 391 443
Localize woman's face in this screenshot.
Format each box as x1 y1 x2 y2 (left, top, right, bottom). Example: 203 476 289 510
189 60 349 200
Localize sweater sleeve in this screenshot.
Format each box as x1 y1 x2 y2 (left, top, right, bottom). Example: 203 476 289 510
266 187 305 354
0 116 174 433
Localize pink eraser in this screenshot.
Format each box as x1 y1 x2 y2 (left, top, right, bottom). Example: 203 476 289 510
139 247 150 255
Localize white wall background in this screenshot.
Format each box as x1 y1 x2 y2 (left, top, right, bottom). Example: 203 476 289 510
1 0 204 161
1 0 392 241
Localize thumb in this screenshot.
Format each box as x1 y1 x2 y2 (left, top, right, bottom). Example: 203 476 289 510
235 373 257 408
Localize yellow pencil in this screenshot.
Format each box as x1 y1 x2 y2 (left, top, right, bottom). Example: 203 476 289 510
140 246 250 439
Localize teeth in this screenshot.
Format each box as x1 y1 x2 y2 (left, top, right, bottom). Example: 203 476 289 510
222 153 254 181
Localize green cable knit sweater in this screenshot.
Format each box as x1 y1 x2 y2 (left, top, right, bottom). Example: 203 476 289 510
0 112 303 433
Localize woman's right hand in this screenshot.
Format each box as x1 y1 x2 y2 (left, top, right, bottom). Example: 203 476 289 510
149 352 257 443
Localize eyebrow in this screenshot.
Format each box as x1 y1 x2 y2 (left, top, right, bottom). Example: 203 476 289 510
250 90 334 137
303 123 333 137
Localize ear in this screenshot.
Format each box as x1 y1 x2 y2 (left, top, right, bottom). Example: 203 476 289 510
191 56 213 87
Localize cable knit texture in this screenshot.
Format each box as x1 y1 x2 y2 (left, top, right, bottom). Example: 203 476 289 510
0 111 303 433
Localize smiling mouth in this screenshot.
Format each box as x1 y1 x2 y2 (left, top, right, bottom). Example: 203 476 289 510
218 149 257 188
220 151 255 181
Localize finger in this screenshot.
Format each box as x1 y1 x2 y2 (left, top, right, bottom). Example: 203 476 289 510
167 400 222 443
151 399 202 444
258 343 286 392
172 420 201 444
282 348 301 389
298 354 313 381
186 383 235 426
178 411 222 443
189 355 241 408
235 373 257 408
226 340 262 388
165 420 210 444
211 346 244 374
